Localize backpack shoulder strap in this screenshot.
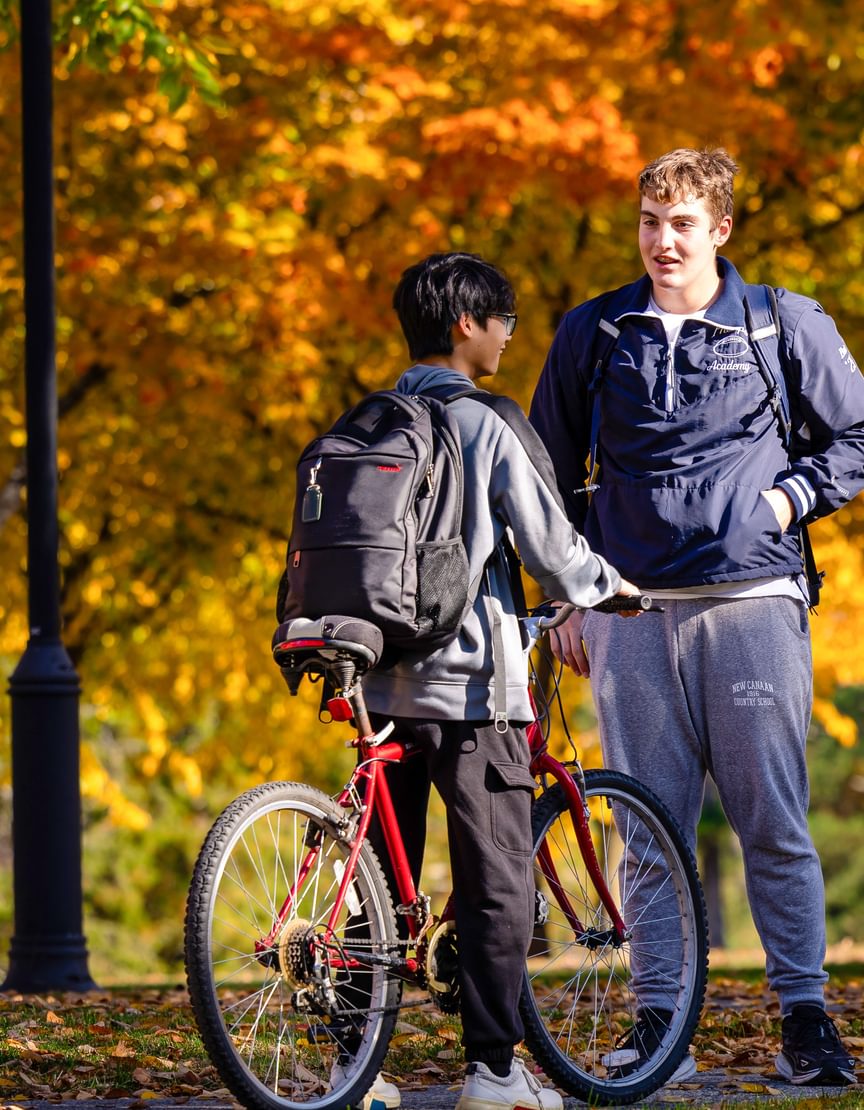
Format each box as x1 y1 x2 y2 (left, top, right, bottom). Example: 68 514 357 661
586 314 621 491
743 284 825 609
444 388 570 516
743 283 791 450
421 386 534 731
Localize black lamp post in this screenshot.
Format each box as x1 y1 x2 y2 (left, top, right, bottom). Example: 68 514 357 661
2 0 97 991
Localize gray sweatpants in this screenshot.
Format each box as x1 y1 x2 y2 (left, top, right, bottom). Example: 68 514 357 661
582 595 827 1014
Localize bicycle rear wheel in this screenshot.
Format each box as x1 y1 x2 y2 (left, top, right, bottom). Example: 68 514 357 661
521 769 708 1104
185 781 401 1110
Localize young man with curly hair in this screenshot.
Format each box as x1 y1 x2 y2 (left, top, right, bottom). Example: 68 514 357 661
531 148 863 1088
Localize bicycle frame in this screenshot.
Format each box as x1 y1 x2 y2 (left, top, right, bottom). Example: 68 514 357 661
256 730 427 973
258 677 629 974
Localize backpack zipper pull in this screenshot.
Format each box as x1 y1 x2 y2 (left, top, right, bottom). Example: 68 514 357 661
302 456 323 522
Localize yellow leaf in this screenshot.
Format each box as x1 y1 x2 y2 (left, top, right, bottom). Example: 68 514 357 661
141 1054 175 1068
111 1041 136 1058
389 1032 424 1047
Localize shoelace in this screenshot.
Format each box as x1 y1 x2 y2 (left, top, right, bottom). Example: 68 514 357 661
789 1013 846 1055
811 1019 845 1051
514 1061 543 1097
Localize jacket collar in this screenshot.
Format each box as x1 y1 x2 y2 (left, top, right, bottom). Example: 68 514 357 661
705 257 749 328
610 256 749 329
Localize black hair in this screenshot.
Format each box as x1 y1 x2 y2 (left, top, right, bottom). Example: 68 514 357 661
392 252 515 361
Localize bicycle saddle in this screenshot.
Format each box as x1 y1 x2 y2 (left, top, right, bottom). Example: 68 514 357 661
272 615 384 672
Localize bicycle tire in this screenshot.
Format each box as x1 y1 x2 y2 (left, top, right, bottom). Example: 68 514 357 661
185 781 401 1110
520 769 708 1104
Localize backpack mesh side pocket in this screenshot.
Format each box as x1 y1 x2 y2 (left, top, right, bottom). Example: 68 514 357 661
415 539 470 636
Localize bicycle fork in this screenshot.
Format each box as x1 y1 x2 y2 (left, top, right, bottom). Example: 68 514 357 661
533 753 630 946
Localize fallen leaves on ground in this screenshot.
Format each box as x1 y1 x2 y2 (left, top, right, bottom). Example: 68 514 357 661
0 977 860 1102
0 987 236 1103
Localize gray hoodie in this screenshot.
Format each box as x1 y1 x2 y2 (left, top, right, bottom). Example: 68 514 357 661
362 365 621 722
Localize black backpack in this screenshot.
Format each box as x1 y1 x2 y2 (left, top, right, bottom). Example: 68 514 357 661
276 387 476 653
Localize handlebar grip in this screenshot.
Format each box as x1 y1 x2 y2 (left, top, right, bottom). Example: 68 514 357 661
593 595 663 613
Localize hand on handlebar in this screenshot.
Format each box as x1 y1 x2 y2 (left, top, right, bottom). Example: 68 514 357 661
544 579 656 678
548 608 590 677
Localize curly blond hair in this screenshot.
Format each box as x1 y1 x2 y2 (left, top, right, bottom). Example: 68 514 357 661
639 148 738 228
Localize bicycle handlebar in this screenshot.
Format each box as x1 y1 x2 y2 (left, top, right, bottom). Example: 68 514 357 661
532 594 663 633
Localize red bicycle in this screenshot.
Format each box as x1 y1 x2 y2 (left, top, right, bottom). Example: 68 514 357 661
184 599 708 1108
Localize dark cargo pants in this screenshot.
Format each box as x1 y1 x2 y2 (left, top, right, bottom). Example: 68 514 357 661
367 716 536 1063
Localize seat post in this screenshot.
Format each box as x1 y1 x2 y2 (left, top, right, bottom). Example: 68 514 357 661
350 680 375 740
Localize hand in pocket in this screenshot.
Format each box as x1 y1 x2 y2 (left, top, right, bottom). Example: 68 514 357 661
760 488 794 533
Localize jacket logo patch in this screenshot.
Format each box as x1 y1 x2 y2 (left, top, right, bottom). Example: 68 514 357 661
376 464 402 472
712 334 751 358
708 332 753 373
839 345 860 374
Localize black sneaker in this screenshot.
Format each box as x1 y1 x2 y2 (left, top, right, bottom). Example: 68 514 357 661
776 1004 857 1086
602 1008 696 1081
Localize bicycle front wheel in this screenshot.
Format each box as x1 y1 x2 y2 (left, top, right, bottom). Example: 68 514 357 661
185 781 401 1110
521 769 708 1104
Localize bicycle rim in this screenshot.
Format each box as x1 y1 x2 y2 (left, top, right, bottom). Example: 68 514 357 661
185 781 401 1110
521 769 708 1104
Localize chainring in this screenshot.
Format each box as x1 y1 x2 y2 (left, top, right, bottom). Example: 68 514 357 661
421 919 461 1015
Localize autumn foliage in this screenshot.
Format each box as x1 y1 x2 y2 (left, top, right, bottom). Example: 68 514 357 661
1 0 863 975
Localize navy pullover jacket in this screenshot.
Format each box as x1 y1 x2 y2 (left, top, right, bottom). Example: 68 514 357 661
530 258 864 590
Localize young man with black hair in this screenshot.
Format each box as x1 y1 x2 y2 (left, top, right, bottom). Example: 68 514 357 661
530 148 864 1087
360 251 636 1110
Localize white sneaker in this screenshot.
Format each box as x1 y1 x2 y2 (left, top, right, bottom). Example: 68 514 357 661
600 1048 697 1083
330 1063 401 1109
600 1008 697 1084
457 1059 563 1110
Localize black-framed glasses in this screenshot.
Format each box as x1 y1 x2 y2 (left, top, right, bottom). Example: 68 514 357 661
489 312 518 336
